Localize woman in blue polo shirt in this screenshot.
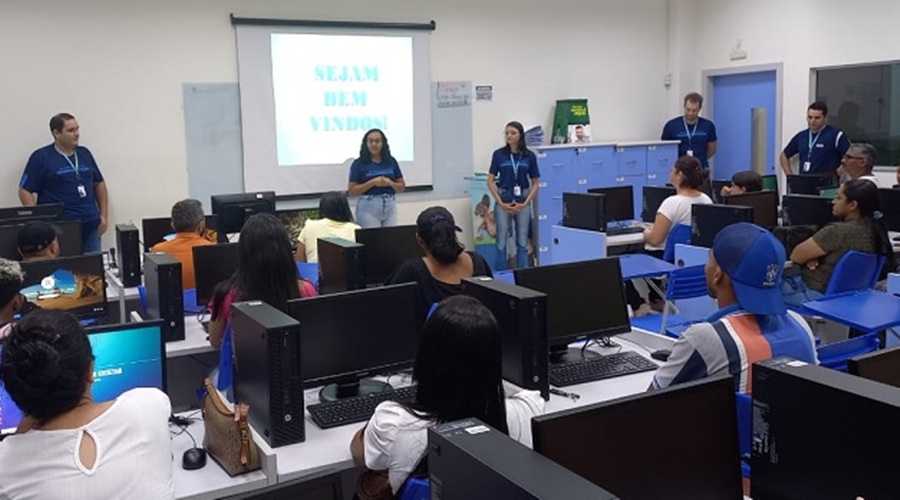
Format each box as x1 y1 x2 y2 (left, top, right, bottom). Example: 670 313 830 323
348 128 405 228
487 121 540 270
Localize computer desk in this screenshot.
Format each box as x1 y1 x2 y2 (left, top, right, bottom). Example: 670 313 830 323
130 311 215 358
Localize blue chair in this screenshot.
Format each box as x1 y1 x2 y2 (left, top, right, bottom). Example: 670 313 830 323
822 251 885 295
137 285 202 316
816 332 881 372
630 265 708 338
494 270 515 284
662 223 692 264
296 262 320 289
736 392 752 479
398 477 429 500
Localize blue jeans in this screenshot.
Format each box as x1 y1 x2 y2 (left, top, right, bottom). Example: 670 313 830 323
494 202 531 270
780 274 823 307
356 195 397 228
82 219 102 253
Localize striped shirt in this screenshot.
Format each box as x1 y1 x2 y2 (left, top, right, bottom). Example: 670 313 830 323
652 305 818 393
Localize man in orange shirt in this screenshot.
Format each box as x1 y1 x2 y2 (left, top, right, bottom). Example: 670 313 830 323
151 199 214 290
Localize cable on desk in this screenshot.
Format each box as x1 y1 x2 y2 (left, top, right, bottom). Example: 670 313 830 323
169 410 202 447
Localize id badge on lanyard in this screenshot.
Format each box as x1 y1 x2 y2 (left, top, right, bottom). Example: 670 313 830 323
61 150 87 197
510 153 522 198
805 130 821 173
684 118 697 157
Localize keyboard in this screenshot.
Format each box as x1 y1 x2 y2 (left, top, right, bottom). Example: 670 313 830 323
549 351 658 387
307 386 418 429
606 225 645 236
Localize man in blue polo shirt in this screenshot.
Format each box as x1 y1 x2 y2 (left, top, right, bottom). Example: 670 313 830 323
18 113 108 253
780 101 850 176
661 92 718 169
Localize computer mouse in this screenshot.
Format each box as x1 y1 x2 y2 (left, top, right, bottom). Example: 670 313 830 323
182 447 207 470
650 349 672 362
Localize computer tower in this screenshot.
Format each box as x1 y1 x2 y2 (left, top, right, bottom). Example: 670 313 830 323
751 357 900 499
231 301 305 448
462 277 549 400
317 237 365 295
115 223 142 287
143 252 185 342
563 192 606 232
428 418 618 500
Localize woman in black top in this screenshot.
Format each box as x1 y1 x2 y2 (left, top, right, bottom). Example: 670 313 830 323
386 206 492 322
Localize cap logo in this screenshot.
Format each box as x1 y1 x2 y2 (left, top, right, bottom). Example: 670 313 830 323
763 263 779 287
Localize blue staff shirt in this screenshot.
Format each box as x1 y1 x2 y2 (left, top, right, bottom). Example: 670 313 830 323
488 147 540 203
661 117 718 169
348 157 404 196
782 124 850 174
19 144 104 222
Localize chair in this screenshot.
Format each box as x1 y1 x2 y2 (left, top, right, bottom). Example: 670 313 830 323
398 478 430 500
816 332 881 372
296 262 320 289
822 251 885 295
630 265 708 338
736 392 752 479
662 223 692 263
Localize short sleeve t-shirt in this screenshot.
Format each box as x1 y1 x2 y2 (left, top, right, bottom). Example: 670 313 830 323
348 158 404 196
648 192 713 251
661 117 718 168
802 219 877 293
782 125 850 174
488 148 541 203
19 144 105 222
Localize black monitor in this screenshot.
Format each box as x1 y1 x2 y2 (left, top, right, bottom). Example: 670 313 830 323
786 173 836 195
514 258 630 363
210 191 276 234
275 208 321 243
711 179 731 204
642 185 676 223
724 190 779 229
877 188 900 232
562 192 605 232
0 220 82 261
141 215 224 252
848 346 900 388
751 357 900 499
355 225 421 285
18 253 107 320
532 374 742 500
781 194 837 229
0 203 64 226
587 186 634 223
0 319 167 436
691 204 754 248
287 283 418 401
192 242 239 307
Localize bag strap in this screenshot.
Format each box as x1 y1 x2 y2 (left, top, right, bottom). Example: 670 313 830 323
238 403 251 466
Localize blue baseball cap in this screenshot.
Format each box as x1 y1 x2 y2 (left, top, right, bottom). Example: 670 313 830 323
712 222 787 316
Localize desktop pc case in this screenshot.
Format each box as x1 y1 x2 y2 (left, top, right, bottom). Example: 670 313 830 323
750 357 900 500
143 252 185 342
232 301 306 448
115 223 142 287
317 237 365 295
428 418 618 500
462 277 549 400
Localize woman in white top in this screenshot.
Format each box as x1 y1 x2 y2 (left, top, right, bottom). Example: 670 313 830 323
350 295 544 494
296 191 361 262
0 310 173 500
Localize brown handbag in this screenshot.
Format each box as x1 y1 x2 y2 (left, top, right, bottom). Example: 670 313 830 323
200 377 262 476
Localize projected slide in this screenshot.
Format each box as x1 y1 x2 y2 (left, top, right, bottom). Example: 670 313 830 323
271 33 414 166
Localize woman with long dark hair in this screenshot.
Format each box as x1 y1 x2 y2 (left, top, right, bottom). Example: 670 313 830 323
350 296 543 494
296 191 360 262
487 121 540 270
782 179 896 305
348 128 405 228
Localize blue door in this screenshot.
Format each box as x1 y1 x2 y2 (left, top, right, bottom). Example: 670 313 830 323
711 71 777 181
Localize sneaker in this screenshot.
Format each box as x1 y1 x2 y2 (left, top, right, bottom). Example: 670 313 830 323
633 303 653 317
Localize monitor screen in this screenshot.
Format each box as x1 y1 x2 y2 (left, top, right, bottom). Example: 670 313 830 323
781 194 837 229
18 254 107 319
0 320 166 435
642 186 676 223
762 174 778 191
355 225 421 285
786 174 836 195
275 208 320 243
877 188 900 232
711 179 731 204
0 220 82 261
848 346 900 388
691 204 754 248
724 190 779 229
587 186 634 222
532 374 742 500
141 215 223 252
514 258 629 348
287 283 418 388
193 242 239 307
210 191 276 234
0 203 64 226
562 192 605 232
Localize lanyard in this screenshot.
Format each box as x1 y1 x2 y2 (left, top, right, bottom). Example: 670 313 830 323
683 118 698 143
509 153 521 179
808 130 822 155
59 149 80 179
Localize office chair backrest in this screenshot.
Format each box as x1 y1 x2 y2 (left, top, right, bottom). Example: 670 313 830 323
663 224 692 263
817 333 882 372
824 251 884 295
665 265 708 302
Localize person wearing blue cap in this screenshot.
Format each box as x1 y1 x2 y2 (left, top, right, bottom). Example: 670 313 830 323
651 223 818 393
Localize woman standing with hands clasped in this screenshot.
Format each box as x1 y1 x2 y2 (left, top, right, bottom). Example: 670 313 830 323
348 128 405 228
487 121 540 270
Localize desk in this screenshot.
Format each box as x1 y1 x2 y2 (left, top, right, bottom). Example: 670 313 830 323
618 253 677 281
606 232 646 248
105 269 140 323
131 311 215 358
800 290 900 334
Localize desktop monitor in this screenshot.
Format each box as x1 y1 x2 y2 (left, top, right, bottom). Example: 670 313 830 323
287 283 418 401
691 204 754 248
786 173 836 195
275 208 320 243
562 192 605 232
0 320 166 436
0 203 64 226
532 374 742 500
781 194 837 229
724 190 779 229
877 188 900 232
514 258 630 363
751 357 900 499
355 225 421 285
18 253 107 320
0 220 82 261
762 174 778 191
587 186 634 223
210 191 276 234
642 185 676 223
711 179 731 204
141 214 224 252
848 346 900 388
192 242 239 307
818 186 839 199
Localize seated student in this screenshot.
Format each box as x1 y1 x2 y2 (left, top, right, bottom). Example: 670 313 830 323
17 220 62 262
0 309 173 498
839 143 880 187
385 206 492 322
150 198 215 290
296 191 360 263
652 223 818 393
0 258 26 333
350 295 544 494
781 179 896 306
720 170 763 197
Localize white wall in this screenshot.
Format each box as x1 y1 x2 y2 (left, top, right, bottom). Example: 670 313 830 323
0 0 670 249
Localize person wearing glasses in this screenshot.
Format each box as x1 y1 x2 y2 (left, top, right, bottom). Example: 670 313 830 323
348 128 405 228
780 101 851 177
839 143 881 187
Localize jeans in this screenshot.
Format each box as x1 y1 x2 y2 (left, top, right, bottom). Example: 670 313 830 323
780 274 823 307
82 219 102 253
494 202 532 270
356 195 397 228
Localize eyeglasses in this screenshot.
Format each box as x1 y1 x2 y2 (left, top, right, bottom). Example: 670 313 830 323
843 154 865 161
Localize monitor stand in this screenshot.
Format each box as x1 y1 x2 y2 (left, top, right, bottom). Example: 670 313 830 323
548 345 602 365
318 378 392 403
